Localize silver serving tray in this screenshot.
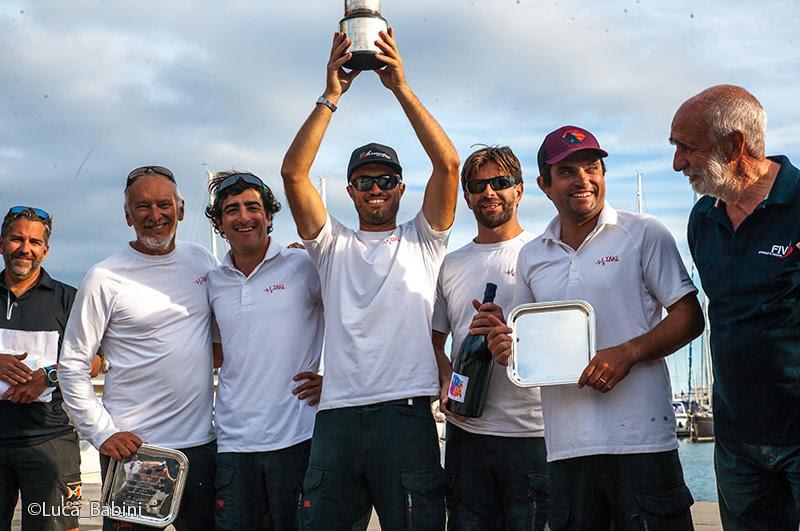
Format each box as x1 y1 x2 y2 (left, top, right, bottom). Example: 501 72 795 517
507 300 596 387
100 444 189 528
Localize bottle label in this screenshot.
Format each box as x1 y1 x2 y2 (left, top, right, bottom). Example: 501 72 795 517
447 372 469 403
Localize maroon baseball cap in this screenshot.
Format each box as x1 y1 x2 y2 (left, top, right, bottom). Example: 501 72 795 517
537 126 608 178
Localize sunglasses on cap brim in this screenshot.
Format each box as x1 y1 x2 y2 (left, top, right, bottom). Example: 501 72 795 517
349 175 402 192
464 176 520 194
125 166 175 190
7 206 51 220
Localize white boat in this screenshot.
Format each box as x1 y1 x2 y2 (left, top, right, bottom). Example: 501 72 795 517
673 401 690 437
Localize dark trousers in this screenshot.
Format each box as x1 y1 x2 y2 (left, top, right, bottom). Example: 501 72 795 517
0 431 81 531
100 439 216 531
300 397 446 531
444 424 549 531
547 450 693 531
214 440 311 531
715 436 800 530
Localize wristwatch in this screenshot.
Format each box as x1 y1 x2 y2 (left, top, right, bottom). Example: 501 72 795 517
43 365 58 387
316 96 337 113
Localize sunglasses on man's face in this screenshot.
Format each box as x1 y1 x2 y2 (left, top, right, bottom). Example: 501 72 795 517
125 166 175 190
464 176 520 194
7 206 51 220
349 175 402 192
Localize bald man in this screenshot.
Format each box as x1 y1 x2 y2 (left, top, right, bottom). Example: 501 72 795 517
671 85 800 530
59 167 219 531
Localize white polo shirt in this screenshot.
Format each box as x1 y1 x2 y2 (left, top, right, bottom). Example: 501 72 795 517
303 211 449 410
207 241 323 453
432 232 544 437
515 203 696 461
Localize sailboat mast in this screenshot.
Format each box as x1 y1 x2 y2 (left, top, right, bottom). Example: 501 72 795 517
635 171 644 214
318 176 327 208
204 164 218 260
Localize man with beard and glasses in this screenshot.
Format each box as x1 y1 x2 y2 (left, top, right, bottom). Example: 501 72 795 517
0 207 99 531
204 171 324 531
58 166 219 531
280 30 459 530
431 146 549 530
671 85 800 530
476 126 704 530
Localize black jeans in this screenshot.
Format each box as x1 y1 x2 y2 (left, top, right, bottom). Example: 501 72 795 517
100 439 216 531
547 450 693 531
0 431 81 531
714 436 800 530
300 397 446 531
444 424 549 530
214 440 311 531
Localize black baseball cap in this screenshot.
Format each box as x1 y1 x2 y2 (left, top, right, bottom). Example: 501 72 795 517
347 143 403 179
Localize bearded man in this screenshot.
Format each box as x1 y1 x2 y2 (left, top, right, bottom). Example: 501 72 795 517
59 166 219 531
0 206 84 531
671 85 800 530
280 30 459 530
432 146 549 530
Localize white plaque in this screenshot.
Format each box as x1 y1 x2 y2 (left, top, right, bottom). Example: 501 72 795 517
507 300 596 387
100 444 189 528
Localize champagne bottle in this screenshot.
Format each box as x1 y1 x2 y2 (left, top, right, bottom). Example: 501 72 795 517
447 283 498 418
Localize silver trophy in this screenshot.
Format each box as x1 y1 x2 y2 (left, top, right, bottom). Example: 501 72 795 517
100 444 189 528
339 0 388 70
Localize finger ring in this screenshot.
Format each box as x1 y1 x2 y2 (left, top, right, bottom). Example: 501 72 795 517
598 378 607 385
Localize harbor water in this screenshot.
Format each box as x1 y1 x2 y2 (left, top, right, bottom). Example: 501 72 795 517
678 438 717 501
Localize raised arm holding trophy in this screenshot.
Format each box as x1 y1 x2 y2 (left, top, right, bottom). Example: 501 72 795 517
281 14 460 530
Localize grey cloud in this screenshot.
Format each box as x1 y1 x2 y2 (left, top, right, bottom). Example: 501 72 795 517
0 0 798 287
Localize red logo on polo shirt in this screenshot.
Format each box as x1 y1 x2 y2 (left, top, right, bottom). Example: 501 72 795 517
780 242 800 259
265 284 285 294
382 235 400 246
195 275 208 285
759 242 800 259
595 255 619 266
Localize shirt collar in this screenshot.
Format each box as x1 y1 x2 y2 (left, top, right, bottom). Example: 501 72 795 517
708 155 799 220
541 202 618 243
763 155 799 206
220 239 283 274
0 267 55 295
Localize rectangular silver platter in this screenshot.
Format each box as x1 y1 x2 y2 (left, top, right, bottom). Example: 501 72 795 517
507 300 596 387
100 444 189 528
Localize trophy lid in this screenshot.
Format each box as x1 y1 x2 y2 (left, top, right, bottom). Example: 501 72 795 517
345 0 381 16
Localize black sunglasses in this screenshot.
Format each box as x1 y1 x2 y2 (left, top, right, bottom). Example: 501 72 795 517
125 166 176 190
217 173 266 193
464 176 520 194
349 175 402 192
7 206 51 220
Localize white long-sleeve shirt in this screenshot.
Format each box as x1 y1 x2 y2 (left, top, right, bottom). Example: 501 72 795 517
59 242 218 449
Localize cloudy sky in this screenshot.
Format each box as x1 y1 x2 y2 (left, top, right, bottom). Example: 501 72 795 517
2 1 798 390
